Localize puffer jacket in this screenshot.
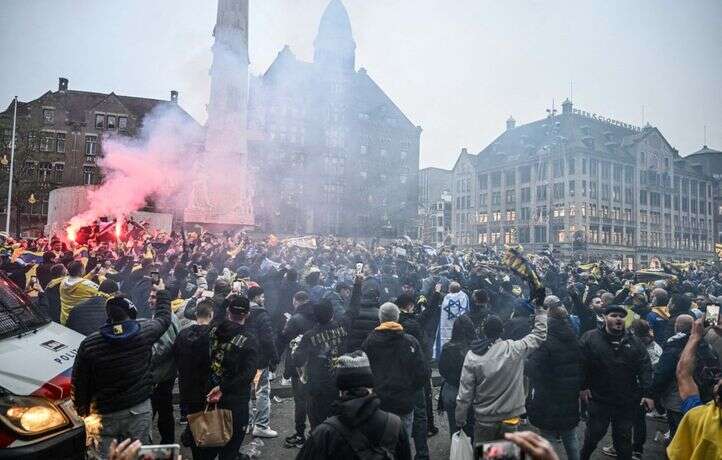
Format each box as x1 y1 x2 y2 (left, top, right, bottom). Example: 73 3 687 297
527 316 582 431
362 322 428 415
71 290 172 417
455 310 547 424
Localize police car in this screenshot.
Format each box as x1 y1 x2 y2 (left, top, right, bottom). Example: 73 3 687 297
0 273 86 459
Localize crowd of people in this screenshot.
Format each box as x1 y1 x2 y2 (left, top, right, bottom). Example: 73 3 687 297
1 227 721 460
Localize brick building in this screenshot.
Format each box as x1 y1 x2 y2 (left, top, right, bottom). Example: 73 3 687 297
0 78 196 236
247 0 421 236
450 99 715 266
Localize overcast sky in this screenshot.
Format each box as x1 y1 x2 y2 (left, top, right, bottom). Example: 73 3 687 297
1 0 720 168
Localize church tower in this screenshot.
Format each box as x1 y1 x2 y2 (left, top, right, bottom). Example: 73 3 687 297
185 0 254 227
313 0 356 72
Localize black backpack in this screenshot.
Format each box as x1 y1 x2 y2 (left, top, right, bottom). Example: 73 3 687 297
323 411 401 460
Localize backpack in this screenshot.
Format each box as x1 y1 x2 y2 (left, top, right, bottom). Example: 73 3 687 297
323 411 401 460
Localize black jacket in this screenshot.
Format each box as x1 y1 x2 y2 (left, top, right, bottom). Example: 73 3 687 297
173 324 211 413
398 310 428 361
247 303 278 369
344 282 380 353
71 290 172 417
66 295 108 336
291 320 348 396
527 317 583 430
209 319 259 407
362 324 428 415
44 278 62 323
297 393 411 460
580 327 653 408
438 340 469 388
277 301 316 378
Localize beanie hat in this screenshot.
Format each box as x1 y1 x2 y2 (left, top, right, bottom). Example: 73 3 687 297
314 300 334 324
227 295 250 316
247 285 264 301
335 351 374 391
106 296 137 321
378 302 400 323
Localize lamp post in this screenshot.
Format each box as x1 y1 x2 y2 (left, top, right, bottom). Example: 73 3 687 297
4 97 18 233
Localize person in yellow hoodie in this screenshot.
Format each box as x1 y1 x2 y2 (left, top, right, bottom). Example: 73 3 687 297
667 319 722 460
59 261 103 325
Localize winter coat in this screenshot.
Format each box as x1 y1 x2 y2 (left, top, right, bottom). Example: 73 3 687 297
438 340 470 388
71 290 172 417
296 393 412 460
43 278 63 323
66 295 109 336
36 262 55 289
579 327 653 409
208 319 259 407
247 302 278 369
434 291 469 359
150 313 180 384
291 320 348 396
362 322 428 415
129 275 152 319
398 310 428 361
455 310 547 424
277 301 316 379
343 282 380 353
502 315 533 341
173 324 211 413
527 316 583 431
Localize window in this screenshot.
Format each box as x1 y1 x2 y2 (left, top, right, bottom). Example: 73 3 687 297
640 190 648 205
589 181 598 199
664 194 671 209
118 117 128 130
519 166 531 183
553 182 565 200
83 166 94 185
85 135 98 157
25 161 36 178
520 207 531 220
479 193 487 206
590 159 598 176
43 108 55 123
567 158 575 175
505 170 515 186
601 184 610 200
505 190 515 205
521 187 531 203
569 181 575 197
534 226 547 243
39 132 55 152
613 164 623 182
625 187 633 203
536 162 548 180
39 162 52 182
107 115 116 130
625 166 634 184
95 114 104 129
491 192 501 205
479 212 488 223
601 161 610 180
479 174 488 189
54 163 64 183
492 211 502 222
56 132 65 153
506 210 516 222
536 185 547 200
553 159 564 178
650 192 661 208
613 185 621 202
491 172 502 188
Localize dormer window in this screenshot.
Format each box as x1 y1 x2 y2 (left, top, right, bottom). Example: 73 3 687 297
95 114 105 129
43 108 55 124
107 115 117 130
118 117 128 131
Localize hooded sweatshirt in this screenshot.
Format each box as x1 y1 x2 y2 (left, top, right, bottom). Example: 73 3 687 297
455 310 547 424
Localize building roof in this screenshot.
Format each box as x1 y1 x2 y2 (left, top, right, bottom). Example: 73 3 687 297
687 145 722 157
315 0 354 46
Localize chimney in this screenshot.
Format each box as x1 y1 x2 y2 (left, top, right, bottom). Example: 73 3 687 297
506 116 516 131
170 90 179 104
58 77 69 91
562 98 573 114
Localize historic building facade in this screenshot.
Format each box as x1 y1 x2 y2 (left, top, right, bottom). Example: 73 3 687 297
0 78 195 236
450 99 715 265
685 145 722 245
418 166 452 244
247 0 421 236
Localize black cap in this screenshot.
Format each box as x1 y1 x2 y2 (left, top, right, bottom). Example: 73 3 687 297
603 304 628 317
227 295 250 316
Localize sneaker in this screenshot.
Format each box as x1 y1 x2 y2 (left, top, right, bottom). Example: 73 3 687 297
427 426 439 438
646 409 666 420
284 433 305 448
601 445 617 457
632 452 642 460
253 426 278 438
281 377 292 386
179 415 188 425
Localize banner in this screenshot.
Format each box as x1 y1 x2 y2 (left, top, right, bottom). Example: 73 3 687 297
283 236 317 249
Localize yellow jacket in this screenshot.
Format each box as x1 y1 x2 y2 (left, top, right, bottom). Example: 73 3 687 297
59 276 102 325
667 401 721 460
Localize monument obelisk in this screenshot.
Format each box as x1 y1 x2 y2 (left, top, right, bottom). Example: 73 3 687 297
184 0 254 227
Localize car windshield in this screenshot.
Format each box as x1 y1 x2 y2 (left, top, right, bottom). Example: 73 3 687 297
0 276 49 340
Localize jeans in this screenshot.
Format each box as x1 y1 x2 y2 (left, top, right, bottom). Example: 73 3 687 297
411 389 430 460
88 399 152 459
580 402 634 460
441 383 473 439
249 368 271 429
291 376 308 436
539 427 580 460
151 379 175 444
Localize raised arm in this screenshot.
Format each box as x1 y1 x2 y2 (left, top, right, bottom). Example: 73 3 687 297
675 319 703 401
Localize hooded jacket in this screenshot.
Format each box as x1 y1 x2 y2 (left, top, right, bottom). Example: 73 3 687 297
71 290 172 417
173 324 211 413
362 322 428 415
455 310 547 424
526 316 583 431
579 327 653 408
296 392 411 460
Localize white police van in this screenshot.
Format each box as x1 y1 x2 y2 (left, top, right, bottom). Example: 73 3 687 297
0 273 86 459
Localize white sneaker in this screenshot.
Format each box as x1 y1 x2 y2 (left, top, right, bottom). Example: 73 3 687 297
281 377 292 386
253 426 279 438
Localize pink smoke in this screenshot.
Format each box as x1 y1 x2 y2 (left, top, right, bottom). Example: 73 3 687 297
67 106 202 233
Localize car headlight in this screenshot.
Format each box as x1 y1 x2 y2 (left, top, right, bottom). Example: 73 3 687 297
0 395 69 436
